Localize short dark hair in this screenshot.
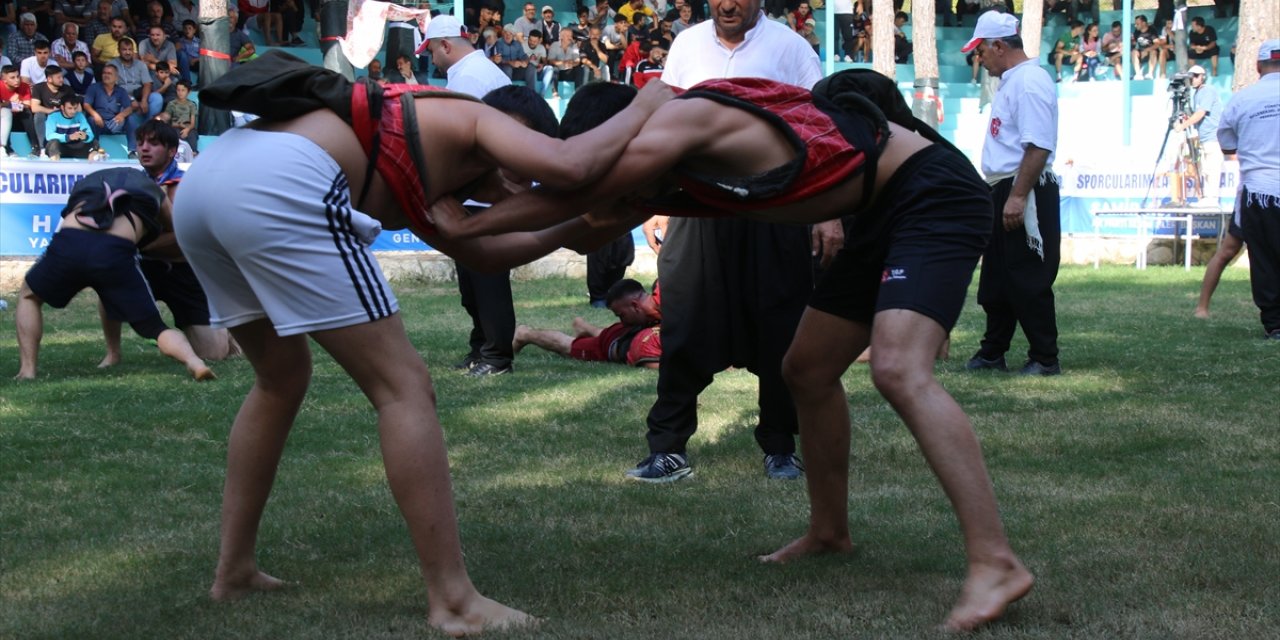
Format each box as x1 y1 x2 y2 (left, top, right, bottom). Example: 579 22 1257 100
1 64 18 75
560 82 635 138
1111 20 1122 28
72 50 88 60
482 85 559 138
1191 17 1205 27
529 29 543 39
35 41 50 51
895 11 908 22
996 35 1023 49
605 278 645 306
45 64 62 76
135 119 180 150
176 79 192 90
64 94 82 106
614 14 628 23
1069 20 1084 29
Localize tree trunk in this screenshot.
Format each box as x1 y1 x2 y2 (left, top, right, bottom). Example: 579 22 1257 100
873 0 894 78
1232 0 1273 90
912 0 939 127
1020 0 1044 60
197 2 232 136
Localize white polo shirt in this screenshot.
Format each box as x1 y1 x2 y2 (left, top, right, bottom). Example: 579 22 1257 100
1217 72 1280 198
20 55 48 84
660 12 823 90
446 49 511 99
981 58 1058 177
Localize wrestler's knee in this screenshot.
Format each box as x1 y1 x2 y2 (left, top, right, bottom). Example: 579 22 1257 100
868 349 931 404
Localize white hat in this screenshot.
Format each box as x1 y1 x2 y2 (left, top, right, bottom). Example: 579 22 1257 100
961 12 1019 53
1259 38 1280 62
541 5 554 13
423 15 468 42
1187 64 1206 75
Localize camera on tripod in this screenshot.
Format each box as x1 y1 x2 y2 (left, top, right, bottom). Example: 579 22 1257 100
1168 72 1194 114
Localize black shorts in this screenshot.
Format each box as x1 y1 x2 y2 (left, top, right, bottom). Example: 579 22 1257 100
808 144 991 332
140 259 212 328
1228 218 1243 241
24 229 169 339
1188 47 1220 59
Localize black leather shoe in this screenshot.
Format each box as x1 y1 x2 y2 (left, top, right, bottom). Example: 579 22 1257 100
965 353 1008 371
465 362 512 377
1018 360 1062 376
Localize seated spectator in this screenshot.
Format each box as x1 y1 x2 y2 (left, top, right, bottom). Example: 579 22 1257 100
365 57 383 81
1100 19 1123 78
633 39 664 88
587 0 615 31
237 0 280 47
90 15 127 71
893 11 912 63
1131 14 1158 80
31 63 74 151
617 0 655 25
138 24 176 74
44 94 99 159
1049 19 1084 82
82 63 139 156
176 19 198 84
547 28 582 96
52 22 90 70
159 78 196 151
1077 22 1102 81
1150 16 1175 80
133 1 178 44
539 5 561 44
383 53 417 84
170 0 199 30
19 39 51 84
1188 16 1219 76
80 1 114 51
495 23 533 87
670 3 695 39
582 26 610 82
278 0 305 47
14 166 214 381
602 14 628 77
1 63 39 156
851 0 871 62
110 37 160 117
618 31 644 84
524 29 554 95
788 1 813 32
227 7 256 64
626 11 651 44
513 2 540 41
151 62 176 106
513 279 663 369
570 8 592 41
799 17 819 55
66 49 94 93
666 0 705 23
654 17 674 49
6 14 48 63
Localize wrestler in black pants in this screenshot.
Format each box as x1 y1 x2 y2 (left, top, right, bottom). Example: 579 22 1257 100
645 217 810 457
586 235 634 306
1239 189 1280 335
456 205 516 370
976 176 1062 366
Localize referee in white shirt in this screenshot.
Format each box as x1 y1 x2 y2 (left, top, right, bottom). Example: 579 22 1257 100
625 0 840 483
1218 39 1280 340
961 13 1063 376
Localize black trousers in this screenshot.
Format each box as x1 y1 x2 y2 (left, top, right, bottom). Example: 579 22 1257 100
645 217 810 457
456 263 515 368
586 235 634 304
976 175 1062 365
1239 189 1280 335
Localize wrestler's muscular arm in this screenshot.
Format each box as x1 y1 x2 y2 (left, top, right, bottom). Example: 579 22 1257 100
437 99 712 239
471 79 676 190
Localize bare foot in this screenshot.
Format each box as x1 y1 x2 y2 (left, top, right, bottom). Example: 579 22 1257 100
429 595 537 638
191 365 217 381
210 569 286 602
512 325 531 354
14 370 36 380
757 533 853 564
570 316 592 335
942 557 1034 632
1194 307 1210 319
98 352 121 368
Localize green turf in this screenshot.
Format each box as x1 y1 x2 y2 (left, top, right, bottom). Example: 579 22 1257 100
1 266 1276 639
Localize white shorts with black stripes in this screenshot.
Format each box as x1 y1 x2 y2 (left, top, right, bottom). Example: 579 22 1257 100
174 127 399 336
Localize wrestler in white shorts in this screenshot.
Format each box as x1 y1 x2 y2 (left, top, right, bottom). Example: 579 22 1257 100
174 127 399 335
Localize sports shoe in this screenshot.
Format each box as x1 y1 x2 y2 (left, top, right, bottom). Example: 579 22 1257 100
764 453 804 480
451 356 479 371
625 453 692 483
1018 360 1062 376
965 353 1008 371
1266 329 1280 341
465 362 512 377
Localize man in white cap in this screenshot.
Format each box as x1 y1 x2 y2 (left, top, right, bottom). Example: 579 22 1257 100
420 15 509 99
1217 39 1280 340
420 14 520 376
1173 64 1223 204
961 12 1063 376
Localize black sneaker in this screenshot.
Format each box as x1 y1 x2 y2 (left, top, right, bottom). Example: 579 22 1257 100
1266 329 1280 341
965 353 1008 371
451 356 479 371
1018 360 1062 376
625 453 692 483
465 362 512 377
764 453 804 480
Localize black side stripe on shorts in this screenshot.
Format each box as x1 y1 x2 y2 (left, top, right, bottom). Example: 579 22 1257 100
323 174 394 321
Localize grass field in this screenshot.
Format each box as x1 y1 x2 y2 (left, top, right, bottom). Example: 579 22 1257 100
1 265 1277 639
